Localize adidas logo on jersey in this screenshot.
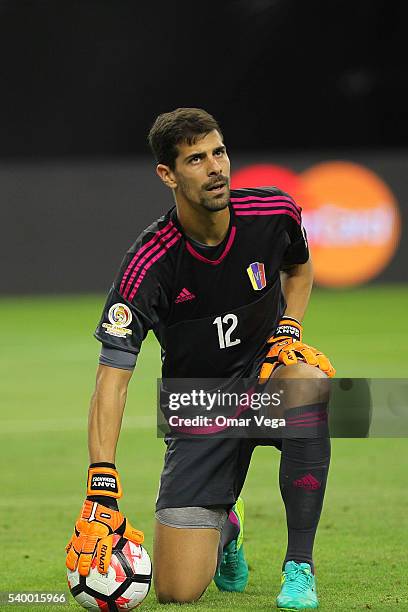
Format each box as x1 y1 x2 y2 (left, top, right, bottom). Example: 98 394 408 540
293 473 321 490
175 288 196 303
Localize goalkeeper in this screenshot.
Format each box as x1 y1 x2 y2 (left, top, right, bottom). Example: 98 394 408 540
66 108 334 611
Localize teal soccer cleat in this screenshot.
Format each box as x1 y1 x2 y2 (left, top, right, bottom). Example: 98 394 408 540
213 497 248 592
276 561 319 610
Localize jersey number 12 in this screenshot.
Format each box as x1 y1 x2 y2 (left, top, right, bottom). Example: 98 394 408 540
213 314 241 349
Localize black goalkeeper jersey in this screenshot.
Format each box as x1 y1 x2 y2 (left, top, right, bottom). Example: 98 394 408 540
95 187 309 380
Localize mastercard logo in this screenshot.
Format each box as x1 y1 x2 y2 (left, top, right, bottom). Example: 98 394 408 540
231 162 401 288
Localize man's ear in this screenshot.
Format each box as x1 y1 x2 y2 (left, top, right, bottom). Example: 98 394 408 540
156 164 177 189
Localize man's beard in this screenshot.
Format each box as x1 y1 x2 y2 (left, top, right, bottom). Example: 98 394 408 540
178 175 230 212
199 185 230 212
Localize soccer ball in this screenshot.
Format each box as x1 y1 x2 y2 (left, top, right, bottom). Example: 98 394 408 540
67 535 152 610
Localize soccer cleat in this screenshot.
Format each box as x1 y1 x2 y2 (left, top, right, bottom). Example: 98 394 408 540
213 497 248 592
276 561 319 610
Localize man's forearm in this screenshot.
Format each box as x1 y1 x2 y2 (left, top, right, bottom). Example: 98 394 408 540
280 258 313 323
88 365 133 464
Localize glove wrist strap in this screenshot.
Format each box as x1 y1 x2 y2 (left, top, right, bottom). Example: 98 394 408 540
280 315 301 326
87 465 123 499
275 317 303 342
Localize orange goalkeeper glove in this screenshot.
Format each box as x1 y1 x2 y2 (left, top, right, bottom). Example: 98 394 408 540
259 316 335 382
66 464 144 576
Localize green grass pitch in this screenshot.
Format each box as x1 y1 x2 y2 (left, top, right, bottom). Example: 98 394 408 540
1 286 408 611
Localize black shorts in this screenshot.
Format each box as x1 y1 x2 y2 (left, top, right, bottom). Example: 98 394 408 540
155 436 282 511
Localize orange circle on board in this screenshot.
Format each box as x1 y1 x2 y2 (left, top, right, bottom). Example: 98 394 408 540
300 161 401 287
231 164 308 206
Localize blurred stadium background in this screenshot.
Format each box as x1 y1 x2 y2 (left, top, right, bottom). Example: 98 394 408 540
1 1 407 610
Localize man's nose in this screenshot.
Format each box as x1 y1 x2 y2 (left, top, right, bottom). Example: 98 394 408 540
207 156 222 175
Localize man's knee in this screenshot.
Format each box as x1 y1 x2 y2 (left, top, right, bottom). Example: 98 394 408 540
154 553 215 604
153 517 221 604
272 361 328 380
155 581 207 604
154 560 214 604
269 362 330 409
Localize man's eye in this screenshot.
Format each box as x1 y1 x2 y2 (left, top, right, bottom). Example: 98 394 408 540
190 156 201 164
215 149 224 157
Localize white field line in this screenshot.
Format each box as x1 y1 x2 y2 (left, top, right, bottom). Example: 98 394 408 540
0 415 156 434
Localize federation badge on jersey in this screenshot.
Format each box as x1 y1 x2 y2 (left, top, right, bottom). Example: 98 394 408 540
102 303 133 338
246 262 266 291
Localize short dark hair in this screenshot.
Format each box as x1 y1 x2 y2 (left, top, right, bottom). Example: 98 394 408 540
148 108 223 169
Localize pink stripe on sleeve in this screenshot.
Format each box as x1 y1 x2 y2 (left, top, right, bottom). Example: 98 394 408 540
128 233 182 301
233 200 300 216
119 221 174 294
234 208 301 224
230 194 301 211
233 201 301 222
122 226 179 299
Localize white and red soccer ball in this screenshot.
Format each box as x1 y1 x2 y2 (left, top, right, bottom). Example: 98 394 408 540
67 535 152 610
